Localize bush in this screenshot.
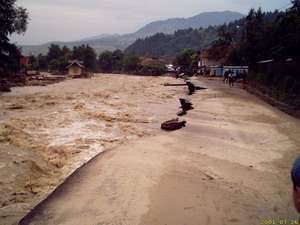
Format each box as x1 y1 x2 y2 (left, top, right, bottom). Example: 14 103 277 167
140 63 165 76
123 53 140 73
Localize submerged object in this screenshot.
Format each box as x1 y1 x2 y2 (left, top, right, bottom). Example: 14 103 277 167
161 118 186 131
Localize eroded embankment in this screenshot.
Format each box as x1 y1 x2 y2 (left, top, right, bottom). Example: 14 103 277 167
0 74 185 224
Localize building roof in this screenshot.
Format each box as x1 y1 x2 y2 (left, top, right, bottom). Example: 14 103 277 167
66 60 85 69
140 57 166 67
20 57 29 66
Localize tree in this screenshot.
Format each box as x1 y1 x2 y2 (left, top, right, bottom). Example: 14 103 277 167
71 45 85 60
208 25 235 58
82 45 97 72
270 0 300 60
123 53 141 73
47 44 63 62
98 49 124 73
226 1 300 64
37 54 47 70
46 44 70 72
0 0 29 76
112 49 124 72
58 46 71 71
48 59 60 71
124 28 210 58
71 45 97 72
0 0 29 41
98 51 113 73
175 49 196 73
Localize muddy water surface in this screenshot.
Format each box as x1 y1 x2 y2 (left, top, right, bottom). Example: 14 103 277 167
0 74 185 224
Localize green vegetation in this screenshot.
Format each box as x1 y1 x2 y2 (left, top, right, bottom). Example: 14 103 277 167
248 70 300 109
36 44 97 73
123 53 141 74
98 50 124 73
238 1 300 109
140 63 165 76
175 49 199 74
124 27 219 58
0 0 29 76
123 8 286 63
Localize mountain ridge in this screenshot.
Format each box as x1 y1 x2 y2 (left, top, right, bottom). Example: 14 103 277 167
19 11 244 55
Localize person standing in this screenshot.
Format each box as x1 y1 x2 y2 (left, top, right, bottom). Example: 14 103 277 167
228 70 235 87
292 155 300 213
223 69 229 83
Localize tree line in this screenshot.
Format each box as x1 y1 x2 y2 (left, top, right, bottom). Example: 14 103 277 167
213 2 299 65
123 8 286 63
31 44 166 75
36 44 98 73
124 26 220 58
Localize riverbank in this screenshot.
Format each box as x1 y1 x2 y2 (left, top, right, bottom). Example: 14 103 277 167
0 74 185 224
17 75 300 225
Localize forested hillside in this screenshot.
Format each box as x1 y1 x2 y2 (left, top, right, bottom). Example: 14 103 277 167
19 11 243 56
124 10 282 58
124 27 219 57
124 22 243 57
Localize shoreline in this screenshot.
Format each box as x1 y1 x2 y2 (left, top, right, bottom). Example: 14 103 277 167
2 73 299 120
17 76 300 225
0 74 185 224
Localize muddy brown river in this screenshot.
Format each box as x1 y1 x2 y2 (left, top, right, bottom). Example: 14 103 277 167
0 74 185 224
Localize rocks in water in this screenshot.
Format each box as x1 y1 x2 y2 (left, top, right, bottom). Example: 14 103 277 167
177 98 194 116
179 98 194 111
186 81 207 95
186 82 196 95
177 110 187 116
161 118 186 131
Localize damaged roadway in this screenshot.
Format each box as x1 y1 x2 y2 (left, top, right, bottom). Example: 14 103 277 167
19 76 300 225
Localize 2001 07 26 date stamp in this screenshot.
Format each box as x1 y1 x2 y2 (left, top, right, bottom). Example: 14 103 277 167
260 220 299 224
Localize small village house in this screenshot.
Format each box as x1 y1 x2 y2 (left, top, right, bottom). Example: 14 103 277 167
66 60 85 76
197 49 248 76
20 56 38 75
197 49 227 76
198 49 224 68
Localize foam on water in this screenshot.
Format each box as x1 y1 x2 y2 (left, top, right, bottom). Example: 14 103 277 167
0 74 184 224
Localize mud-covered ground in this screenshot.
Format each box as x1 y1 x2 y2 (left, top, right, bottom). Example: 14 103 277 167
0 74 186 224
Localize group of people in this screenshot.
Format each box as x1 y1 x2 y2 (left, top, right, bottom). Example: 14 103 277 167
223 69 248 88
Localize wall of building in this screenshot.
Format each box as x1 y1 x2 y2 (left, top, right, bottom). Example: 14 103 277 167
68 66 82 76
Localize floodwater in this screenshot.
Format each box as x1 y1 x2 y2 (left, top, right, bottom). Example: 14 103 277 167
0 74 186 224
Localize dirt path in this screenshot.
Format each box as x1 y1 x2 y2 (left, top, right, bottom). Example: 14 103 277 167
4 75 300 224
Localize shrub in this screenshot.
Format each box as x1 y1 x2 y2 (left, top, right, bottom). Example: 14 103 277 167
140 63 165 76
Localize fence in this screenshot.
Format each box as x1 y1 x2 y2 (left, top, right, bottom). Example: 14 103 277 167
249 60 300 77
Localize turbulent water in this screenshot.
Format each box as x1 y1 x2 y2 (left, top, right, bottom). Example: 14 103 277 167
0 74 186 224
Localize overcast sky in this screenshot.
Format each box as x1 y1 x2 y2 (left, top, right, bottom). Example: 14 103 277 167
10 0 292 45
